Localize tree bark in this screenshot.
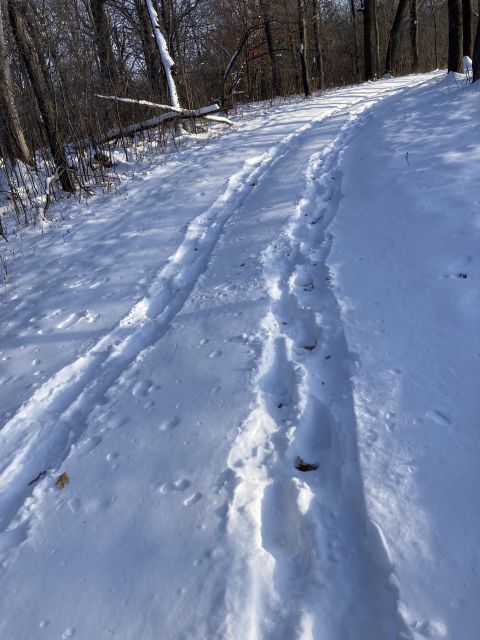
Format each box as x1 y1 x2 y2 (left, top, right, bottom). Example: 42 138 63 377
221 28 251 107
297 0 310 96
0 0 31 164
88 0 119 87
312 0 324 89
429 0 439 68
350 0 360 81
472 0 480 79
448 0 463 72
259 0 282 96
363 0 375 80
410 0 419 72
134 0 164 98
7 0 75 192
373 0 380 77
384 0 409 75
462 0 473 57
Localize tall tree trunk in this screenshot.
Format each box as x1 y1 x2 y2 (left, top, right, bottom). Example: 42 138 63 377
373 0 380 77
0 0 31 164
410 0 419 72
312 0 324 89
472 0 480 79
259 0 282 96
134 0 164 98
448 0 463 72
350 0 360 81
363 0 375 80
7 0 75 192
462 0 473 57
88 0 119 87
429 0 439 68
221 28 250 107
145 0 180 108
384 0 409 75
297 0 311 96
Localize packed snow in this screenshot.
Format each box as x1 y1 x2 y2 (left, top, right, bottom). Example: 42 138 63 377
1 70 479 640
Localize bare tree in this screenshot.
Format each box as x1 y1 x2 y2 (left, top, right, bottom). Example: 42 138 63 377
0 0 31 164
350 0 360 81
472 0 480 79
447 0 463 72
297 0 310 96
259 0 282 96
410 0 419 72
462 0 472 57
145 0 180 108
88 0 119 87
384 0 409 75
312 0 324 90
7 0 75 192
363 0 376 80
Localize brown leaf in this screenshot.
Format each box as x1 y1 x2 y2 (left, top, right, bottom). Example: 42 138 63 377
55 472 70 489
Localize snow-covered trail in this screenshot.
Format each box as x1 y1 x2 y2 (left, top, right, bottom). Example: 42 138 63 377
0 73 443 640
224 101 411 640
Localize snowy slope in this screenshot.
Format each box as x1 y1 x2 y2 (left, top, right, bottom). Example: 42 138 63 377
2 70 477 640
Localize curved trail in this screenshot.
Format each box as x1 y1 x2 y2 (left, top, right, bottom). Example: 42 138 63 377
0 73 441 640
224 97 419 639
0 82 419 537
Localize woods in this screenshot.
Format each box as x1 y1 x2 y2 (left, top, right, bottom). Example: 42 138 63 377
0 0 478 232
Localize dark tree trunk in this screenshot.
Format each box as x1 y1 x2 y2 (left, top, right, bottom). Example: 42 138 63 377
350 0 360 81
7 0 75 192
88 0 119 87
448 0 463 72
297 0 311 96
410 0 419 72
384 0 409 75
429 0 439 68
259 0 282 96
134 0 164 98
363 0 375 80
373 0 380 77
472 0 480 80
0 0 31 164
221 28 251 107
462 0 473 57
312 0 324 89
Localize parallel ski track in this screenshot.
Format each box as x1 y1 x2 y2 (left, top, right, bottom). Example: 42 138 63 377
224 90 423 640
0 77 437 557
0 92 378 538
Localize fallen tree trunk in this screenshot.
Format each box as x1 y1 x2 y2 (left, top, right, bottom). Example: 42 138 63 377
95 94 233 130
95 95 234 144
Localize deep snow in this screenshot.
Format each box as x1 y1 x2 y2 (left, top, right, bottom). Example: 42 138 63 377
0 71 478 640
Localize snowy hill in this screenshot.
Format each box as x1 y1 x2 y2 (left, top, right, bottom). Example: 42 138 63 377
1 71 479 640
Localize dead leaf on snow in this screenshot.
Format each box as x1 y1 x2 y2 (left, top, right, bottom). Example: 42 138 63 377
55 472 70 489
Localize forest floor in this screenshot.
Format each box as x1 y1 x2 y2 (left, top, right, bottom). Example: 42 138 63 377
1 70 479 640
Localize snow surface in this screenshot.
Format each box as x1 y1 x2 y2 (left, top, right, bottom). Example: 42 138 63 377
1 70 479 640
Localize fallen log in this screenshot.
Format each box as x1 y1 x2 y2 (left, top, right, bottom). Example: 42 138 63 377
95 94 234 141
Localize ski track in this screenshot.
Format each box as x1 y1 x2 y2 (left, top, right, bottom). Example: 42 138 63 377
224 92 422 639
0 76 437 590
0 91 379 541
